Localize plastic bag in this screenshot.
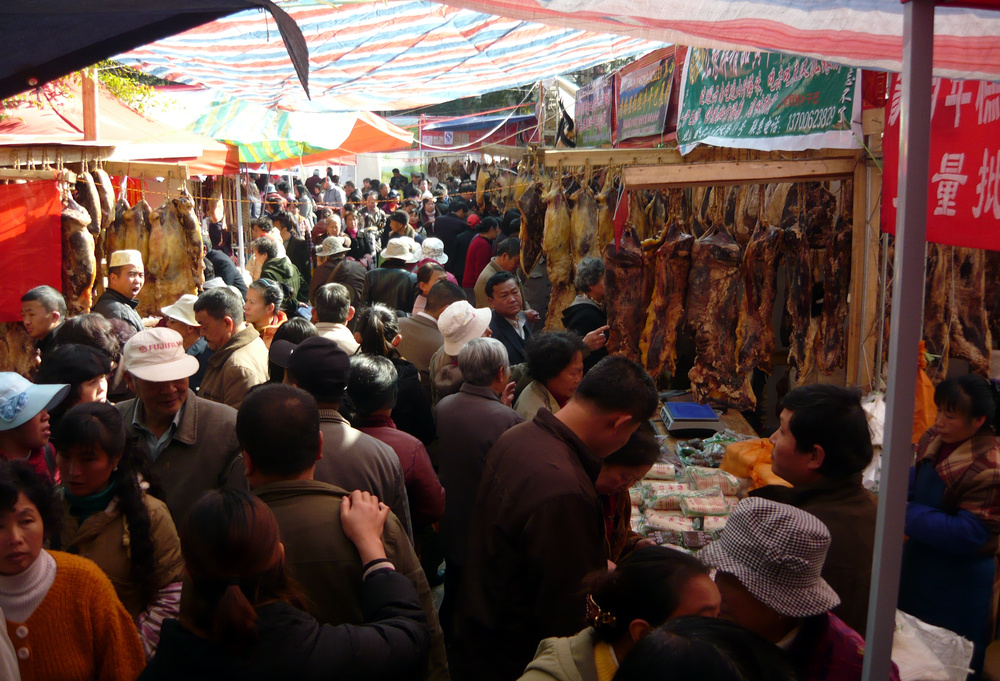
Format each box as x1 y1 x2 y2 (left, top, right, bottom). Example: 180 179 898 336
679 488 729 517
645 462 677 480
892 610 973 681
684 466 742 496
642 509 696 533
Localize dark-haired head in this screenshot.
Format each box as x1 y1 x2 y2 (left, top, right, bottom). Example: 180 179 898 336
776 384 873 481
0 459 62 548
54 313 121 366
426 280 466 317
525 332 587 385
596 422 660 494
353 304 401 360
238 384 320 478
314 283 352 325
612 617 796 681
584 547 717 653
36 344 112 426
346 355 398 416
180 489 303 653
933 374 998 442
267 318 318 384
574 356 658 423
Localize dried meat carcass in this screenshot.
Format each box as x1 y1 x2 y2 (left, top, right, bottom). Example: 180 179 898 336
985 251 1000 345
604 228 648 362
733 183 761 249
62 196 97 316
141 190 205 316
427 158 438 181
782 221 813 379
518 172 546 275
0 323 38 377
628 190 651 241
922 242 952 382
571 167 601 261
639 191 694 381
543 176 575 331
595 167 618 251
949 246 992 375
75 172 102 237
686 220 753 409
107 198 151 271
736 187 783 375
816 211 852 375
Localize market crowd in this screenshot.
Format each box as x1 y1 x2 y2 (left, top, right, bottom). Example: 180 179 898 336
0 166 996 681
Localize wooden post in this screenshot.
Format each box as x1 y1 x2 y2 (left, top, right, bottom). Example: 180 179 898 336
847 154 869 389
81 68 100 142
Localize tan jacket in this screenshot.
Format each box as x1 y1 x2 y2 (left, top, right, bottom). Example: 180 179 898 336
474 258 528 309
514 380 559 421
198 325 269 409
59 493 184 618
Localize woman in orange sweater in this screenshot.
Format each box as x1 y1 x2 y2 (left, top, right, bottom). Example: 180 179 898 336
0 459 145 681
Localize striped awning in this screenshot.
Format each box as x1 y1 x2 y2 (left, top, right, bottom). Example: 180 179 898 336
428 0 1000 82
116 0 666 112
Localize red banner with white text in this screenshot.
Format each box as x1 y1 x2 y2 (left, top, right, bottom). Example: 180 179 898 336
882 75 1000 250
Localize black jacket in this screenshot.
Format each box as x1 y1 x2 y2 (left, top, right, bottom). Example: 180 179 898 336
285 235 313 299
489 310 531 366
138 570 430 681
205 249 248 300
391 358 436 445
434 214 468 264
561 297 608 372
450 229 476 282
363 266 418 314
310 256 367 306
92 288 143 333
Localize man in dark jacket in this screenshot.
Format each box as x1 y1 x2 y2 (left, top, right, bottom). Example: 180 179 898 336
253 237 303 304
486 272 531 365
451 356 658 681
435 337 522 638
273 210 312 302
238 384 448 681
203 244 248 300
749 384 877 636
92 249 146 333
363 238 420 313
309 237 366 305
434 199 470 274
561 256 609 373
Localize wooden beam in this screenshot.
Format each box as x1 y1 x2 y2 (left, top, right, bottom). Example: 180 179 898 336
622 156 858 188
542 145 858 169
0 168 75 182
0 145 115 167
862 107 885 136
103 161 190 180
81 69 100 142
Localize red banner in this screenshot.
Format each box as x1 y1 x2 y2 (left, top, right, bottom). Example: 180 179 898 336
882 75 1000 250
0 182 63 322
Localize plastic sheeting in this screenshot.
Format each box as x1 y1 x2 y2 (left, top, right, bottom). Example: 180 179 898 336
116 0 666 112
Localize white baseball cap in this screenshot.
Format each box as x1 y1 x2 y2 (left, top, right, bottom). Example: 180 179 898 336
438 301 492 355
122 328 199 382
109 249 143 269
0 373 69 431
161 294 200 327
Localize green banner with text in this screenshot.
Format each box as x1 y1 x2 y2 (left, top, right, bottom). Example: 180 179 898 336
676 48 861 155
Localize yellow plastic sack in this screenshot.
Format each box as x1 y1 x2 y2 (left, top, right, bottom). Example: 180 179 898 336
720 438 773 479
913 341 938 445
751 463 791 489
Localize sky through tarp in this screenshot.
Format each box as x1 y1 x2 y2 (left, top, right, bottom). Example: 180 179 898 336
117 0 666 112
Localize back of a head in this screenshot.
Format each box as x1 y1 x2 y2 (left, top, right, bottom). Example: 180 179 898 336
195 287 245 325
416 262 445 285
252 217 274 234
314 283 352 324
55 314 120 363
585 546 711 644
782 384 873 479
477 216 499 234
181 488 299 652
354 303 400 358
935 373 999 430
268 318 318 384
21 285 67 318
449 198 467 215
496 237 521 260
574 257 605 293
426 280 466 316
237 384 320 477
613 617 797 681
346 355 398 416
602 421 660 468
458 337 509 387
252 236 278 260
575 356 658 421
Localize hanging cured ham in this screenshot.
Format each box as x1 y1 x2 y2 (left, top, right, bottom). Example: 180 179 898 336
604 228 648 362
736 187 783 375
686 215 752 409
949 246 992 375
922 243 952 382
61 196 97 316
108 197 151 270
0 323 38 378
543 176 575 331
595 168 618 249
140 190 205 316
571 167 600 262
517 175 546 275
90 169 116 299
639 191 694 381
816 216 853 375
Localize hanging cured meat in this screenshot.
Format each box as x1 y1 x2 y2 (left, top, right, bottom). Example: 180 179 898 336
595 168 618 249
639 191 694 381
817 216 853 375
571 167 601 261
734 184 761 248
0 323 38 377
543 177 575 331
75 172 102 237
140 190 205 316
686 219 752 409
949 247 992 375
782 223 813 378
604 228 648 362
736 187 783 375
985 251 1000 345
108 198 151 270
90 169 115 299
61 196 97 316
628 190 652 241
922 243 952 382
517 175 546 275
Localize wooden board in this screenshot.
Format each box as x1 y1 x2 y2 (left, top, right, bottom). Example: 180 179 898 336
623 156 858 188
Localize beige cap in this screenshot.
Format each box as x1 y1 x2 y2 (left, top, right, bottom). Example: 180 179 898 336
109 249 143 269
379 237 421 264
438 301 492 355
161 294 200 327
122 328 199 382
316 236 351 258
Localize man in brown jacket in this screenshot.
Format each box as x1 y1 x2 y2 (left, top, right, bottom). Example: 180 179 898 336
750 383 877 636
240 384 449 681
398 279 466 389
193 288 269 409
117 327 247 524
450 356 658 681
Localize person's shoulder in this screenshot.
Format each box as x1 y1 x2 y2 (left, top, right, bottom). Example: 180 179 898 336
49 551 117 597
188 393 238 420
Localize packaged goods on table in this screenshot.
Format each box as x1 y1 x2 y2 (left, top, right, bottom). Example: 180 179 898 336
642 509 697 533
678 488 729 517
645 462 677 480
675 430 753 468
684 466 742 496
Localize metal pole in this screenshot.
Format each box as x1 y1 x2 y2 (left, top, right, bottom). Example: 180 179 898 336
862 1 935 679
236 165 245 271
